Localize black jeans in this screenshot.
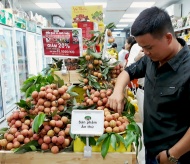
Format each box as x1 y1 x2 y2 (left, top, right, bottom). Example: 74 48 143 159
145 150 159 164
145 150 190 164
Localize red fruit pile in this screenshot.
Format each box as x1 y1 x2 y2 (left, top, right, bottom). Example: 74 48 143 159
0 84 73 154
110 64 123 79
81 89 113 110
32 116 71 154
29 84 70 115
103 108 129 133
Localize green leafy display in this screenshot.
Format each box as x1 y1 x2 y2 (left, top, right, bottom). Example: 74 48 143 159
0 127 9 139
14 140 39 153
16 99 32 110
32 113 46 133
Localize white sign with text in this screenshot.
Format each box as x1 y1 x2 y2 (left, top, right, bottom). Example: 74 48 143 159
71 110 104 136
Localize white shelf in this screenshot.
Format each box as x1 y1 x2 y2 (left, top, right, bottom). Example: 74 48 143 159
174 26 190 32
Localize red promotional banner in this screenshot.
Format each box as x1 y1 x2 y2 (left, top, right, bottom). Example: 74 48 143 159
42 28 82 57
78 22 94 50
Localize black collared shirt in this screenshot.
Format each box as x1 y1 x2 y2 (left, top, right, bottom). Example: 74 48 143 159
125 38 190 154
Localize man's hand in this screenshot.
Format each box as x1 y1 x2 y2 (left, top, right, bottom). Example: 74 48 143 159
156 150 172 164
107 91 125 115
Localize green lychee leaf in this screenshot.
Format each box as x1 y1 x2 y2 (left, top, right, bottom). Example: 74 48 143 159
124 131 136 150
101 135 111 159
14 140 39 153
110 133 117 150
32 113 46 133
96 133 108 146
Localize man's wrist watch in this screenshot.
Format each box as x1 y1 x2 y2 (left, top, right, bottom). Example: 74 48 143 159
166 149 178 163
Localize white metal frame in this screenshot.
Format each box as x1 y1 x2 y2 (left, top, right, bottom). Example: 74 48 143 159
0 26 5 122
35 33 44 73
26 31 38 76
13 27 28 100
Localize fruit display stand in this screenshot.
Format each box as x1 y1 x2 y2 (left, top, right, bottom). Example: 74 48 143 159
53 71 71 84
0 150 136 164
69 70 82 84
54 70 81 84
0 22 141 164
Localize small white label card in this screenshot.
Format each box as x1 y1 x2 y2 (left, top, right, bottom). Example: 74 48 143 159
71 110 104 136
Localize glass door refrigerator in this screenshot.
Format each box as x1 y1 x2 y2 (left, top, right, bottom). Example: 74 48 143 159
14 28 28 99
36 33 44 73
0 40 5 122
0 25 18 115
0 76 5 122
26 32 38 76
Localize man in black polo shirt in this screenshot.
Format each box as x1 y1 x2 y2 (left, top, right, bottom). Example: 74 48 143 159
108 7 190 164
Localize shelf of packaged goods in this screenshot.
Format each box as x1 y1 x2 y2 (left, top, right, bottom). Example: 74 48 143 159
174 26 190 32
0 151 136 164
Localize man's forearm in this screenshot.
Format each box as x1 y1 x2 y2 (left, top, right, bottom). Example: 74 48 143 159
113 70 130 94
170 127 190 159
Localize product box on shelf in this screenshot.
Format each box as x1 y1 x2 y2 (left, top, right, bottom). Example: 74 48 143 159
26 20 36 33
0 9 13 26
14 15 26 30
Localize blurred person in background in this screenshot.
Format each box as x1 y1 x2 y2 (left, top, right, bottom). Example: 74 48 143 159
123 36 137 67
118 45 128 64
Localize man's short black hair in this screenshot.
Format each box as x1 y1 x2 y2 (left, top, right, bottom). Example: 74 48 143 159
131 7 175 38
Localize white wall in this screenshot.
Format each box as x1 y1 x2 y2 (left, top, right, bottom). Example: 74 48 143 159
181 0 190 17
112 31 126 37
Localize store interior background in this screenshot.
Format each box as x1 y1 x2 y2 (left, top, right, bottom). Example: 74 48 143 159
18 0 190 51
0 1 189 163
0 0 189 125
2 0 188 52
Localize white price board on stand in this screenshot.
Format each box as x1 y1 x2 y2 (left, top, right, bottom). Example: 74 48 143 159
71 110 104 136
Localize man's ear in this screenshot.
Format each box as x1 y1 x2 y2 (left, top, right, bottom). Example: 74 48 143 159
165 33 173 44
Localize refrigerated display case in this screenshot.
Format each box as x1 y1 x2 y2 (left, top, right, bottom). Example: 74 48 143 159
14 29 28 99
0 48 5 122
26 32 37 76
43 57 52 69
0 77 5 122
0 25 18 114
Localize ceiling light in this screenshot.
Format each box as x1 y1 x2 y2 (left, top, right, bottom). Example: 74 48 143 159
84 2 107 8
113 28 123 31
116 24 129 27
120 19 135 22
114 28 124 31
35 3 61 8
130 2 155 8
123 14 139 18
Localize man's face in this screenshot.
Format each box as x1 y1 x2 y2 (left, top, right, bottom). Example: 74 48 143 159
135 33 170 62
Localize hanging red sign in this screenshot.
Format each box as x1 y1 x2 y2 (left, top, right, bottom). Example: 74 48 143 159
42 28 83 57
77 22 94 50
